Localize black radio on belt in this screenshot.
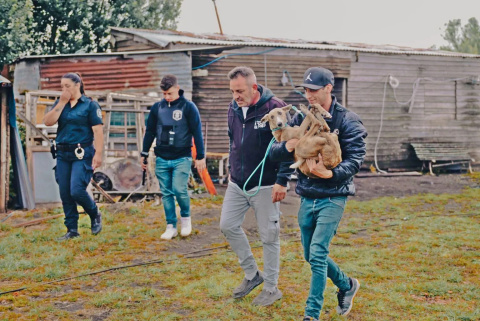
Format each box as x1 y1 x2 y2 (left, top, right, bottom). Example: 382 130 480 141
50 140 57 159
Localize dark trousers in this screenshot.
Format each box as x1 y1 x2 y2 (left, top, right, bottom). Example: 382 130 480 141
55 145 98 230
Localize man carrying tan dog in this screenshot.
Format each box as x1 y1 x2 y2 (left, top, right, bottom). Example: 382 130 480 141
269 67 368 320
220 66 293 306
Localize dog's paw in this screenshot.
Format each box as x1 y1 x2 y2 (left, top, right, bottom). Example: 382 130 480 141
322 111 332 119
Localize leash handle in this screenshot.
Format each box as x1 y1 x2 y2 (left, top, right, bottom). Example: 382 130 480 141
242 138 276 197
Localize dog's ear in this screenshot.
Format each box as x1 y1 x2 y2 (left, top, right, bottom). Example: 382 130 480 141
282 105 293 112
260 114 269 123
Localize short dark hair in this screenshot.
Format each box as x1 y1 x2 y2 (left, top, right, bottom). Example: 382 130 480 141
160 74 178 91
227 66 255 81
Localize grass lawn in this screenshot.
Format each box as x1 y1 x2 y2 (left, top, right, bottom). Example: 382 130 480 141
0 176 479 320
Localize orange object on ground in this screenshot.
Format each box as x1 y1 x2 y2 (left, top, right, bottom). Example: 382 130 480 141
192 140 217 195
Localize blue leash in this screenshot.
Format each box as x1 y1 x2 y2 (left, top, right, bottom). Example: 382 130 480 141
242 106 304 197
243 137 277 197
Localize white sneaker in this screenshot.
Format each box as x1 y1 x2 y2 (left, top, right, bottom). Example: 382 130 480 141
160 224 178 240
180 217 192 237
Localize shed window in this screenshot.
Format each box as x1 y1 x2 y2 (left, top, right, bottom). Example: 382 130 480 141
108 112 138 152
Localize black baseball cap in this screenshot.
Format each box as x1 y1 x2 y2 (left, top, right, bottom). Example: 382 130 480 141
296 67 334 90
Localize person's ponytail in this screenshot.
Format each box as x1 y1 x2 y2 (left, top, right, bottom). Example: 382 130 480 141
75 72 85 95
61 72 85 95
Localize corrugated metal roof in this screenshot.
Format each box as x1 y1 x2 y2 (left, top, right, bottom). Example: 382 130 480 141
111 27 480 58
14 46 232 61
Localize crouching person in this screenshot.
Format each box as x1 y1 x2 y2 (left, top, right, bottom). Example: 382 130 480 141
141 74 206 240
269 67 368 320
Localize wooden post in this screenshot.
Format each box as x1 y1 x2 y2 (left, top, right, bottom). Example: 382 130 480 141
135 100 143 153
0 87 8 212
90 179 115 203
212 0 223 35
24 93 34 189
104 93 112 162
13 214 64 228
5 94 10 210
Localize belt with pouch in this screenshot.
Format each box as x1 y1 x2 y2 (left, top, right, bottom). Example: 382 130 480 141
56 142 92 151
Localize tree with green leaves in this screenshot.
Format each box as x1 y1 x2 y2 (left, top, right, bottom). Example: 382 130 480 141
30 0 183 54
0 0 33 69
441 17 480 54
0 0 183 69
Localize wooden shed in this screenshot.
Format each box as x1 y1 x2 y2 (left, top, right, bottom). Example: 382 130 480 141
11 27 480 172
109 27 480 171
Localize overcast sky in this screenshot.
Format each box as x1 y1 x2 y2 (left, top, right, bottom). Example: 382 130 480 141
177 0 480 49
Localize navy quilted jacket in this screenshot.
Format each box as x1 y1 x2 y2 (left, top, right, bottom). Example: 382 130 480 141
269 95 368 198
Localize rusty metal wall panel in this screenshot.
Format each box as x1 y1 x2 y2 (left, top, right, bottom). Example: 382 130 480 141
38 53 192 95
192 47 352 153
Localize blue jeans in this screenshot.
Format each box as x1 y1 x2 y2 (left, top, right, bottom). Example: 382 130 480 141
155 156 192 228
298 196 351 319
55 145 98 231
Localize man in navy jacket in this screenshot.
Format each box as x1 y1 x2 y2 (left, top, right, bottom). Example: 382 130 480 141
269 67 367 320
220 66 293 306
141 74 205 240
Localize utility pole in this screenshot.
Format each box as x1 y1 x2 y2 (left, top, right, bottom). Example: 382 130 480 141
212 0 223 35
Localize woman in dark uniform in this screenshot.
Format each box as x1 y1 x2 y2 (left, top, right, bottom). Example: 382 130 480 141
44 72 104 240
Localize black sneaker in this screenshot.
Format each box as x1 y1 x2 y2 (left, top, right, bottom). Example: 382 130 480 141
91 211 102 235
57 230 80 241
336 277 360 316
232 271 264 298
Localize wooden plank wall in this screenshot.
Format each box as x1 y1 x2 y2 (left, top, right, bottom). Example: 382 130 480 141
192 47 352 153
349 53 480 169
0 88 10 212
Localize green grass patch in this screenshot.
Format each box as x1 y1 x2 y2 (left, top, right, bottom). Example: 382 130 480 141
0 189 478 320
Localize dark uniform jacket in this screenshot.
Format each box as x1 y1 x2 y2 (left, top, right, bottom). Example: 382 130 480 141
51 95 103 144
142 90 204 160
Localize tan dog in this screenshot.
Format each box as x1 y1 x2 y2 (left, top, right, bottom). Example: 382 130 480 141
304 104 342 170
261 104 341 178
260 105 315 142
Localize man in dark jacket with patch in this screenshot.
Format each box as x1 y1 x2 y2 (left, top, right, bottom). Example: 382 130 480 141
141 74 205 240
220 66 293 306
269 67 367 320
